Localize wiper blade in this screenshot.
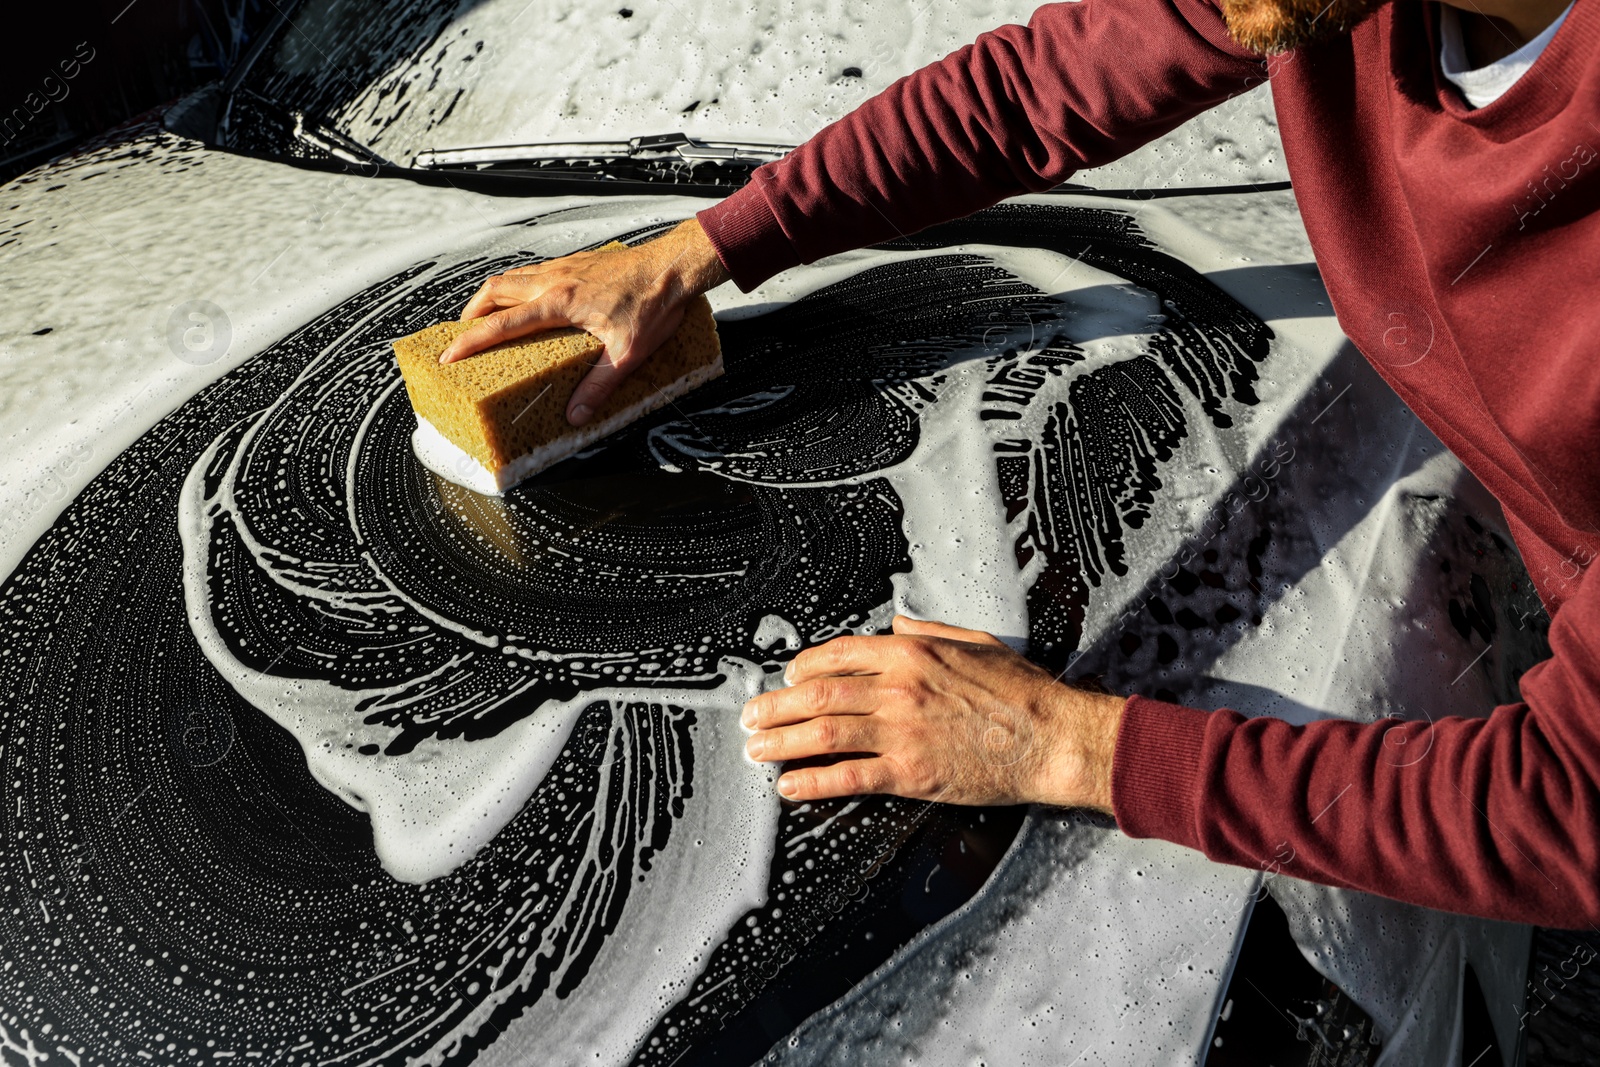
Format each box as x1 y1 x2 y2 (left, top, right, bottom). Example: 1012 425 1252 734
211 109 781 199
412 132 790 187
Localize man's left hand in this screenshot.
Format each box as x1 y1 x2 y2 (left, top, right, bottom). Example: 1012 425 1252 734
741 616 1126 809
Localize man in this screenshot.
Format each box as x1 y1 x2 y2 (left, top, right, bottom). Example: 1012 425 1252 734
438 0 1598 927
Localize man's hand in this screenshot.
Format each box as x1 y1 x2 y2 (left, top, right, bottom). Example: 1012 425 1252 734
438 218 730 426
741 615 1126 809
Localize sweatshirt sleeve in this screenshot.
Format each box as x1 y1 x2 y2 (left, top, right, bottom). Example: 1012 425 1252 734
1114 560 1600 928
695 0 1266 291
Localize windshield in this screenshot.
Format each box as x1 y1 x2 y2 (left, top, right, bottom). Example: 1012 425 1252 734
230 0 1040 165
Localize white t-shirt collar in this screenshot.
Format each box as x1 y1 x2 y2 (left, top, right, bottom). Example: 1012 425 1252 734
1438 0 1574 108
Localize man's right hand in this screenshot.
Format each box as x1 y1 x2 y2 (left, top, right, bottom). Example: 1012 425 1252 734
438 218 730 426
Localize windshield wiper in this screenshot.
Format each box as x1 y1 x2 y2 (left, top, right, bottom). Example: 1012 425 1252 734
221 87 394 169
210 100 782 198
411 133 790 189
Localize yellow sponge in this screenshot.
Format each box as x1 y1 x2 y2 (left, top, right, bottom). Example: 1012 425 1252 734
392 244 723 494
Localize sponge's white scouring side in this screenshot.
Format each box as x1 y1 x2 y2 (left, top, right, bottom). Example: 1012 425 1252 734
410 355 725 495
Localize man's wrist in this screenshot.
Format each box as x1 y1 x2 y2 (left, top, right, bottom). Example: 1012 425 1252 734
1085 691 1126 813
1036 686 1126 813
662 218 731 298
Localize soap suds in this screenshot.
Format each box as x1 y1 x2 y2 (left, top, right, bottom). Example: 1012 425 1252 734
235 0 1282 190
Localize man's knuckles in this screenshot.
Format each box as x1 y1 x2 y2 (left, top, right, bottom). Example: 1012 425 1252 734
892 636 938 666
741 689 799 730
483 274 534 302
747 720 817 761
787 635 877 682
808 715 840 752
880 675 933 713
784 643 836 683
748 713 878 762
774 676 861 720
804 677 843 715
778 753 952 803
825 762 864 796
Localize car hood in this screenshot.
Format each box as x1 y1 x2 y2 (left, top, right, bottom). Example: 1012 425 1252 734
0 119 1537 1067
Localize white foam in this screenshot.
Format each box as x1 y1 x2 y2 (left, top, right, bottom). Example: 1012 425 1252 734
298 0 1282 190
465 701 778 1067
409 356 725 494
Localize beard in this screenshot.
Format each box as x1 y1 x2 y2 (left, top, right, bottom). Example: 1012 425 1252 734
1219 0 1391 54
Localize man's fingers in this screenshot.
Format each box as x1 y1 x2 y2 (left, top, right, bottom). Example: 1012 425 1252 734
890 614 1005 647
784 635 893 686
567 301 684 424
457 282 499 322
501 260 555 278
439 302 571 364
564 345 635 426
775 758 895 802
457 273 538 323
742 676 875 729
782 618 1004 690
746 713 879 764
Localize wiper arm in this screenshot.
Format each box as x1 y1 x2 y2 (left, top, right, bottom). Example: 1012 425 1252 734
287 109 394 169
411 132 790 187
223 87 394 168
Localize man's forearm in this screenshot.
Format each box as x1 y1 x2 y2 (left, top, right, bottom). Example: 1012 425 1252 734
1111 551 1600 928
697 0 1265 291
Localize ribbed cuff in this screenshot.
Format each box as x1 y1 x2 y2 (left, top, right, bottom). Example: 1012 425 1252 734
695 174 804 293
1111 694 1211 852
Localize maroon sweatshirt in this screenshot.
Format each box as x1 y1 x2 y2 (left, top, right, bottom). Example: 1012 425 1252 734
696 0 1600 926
